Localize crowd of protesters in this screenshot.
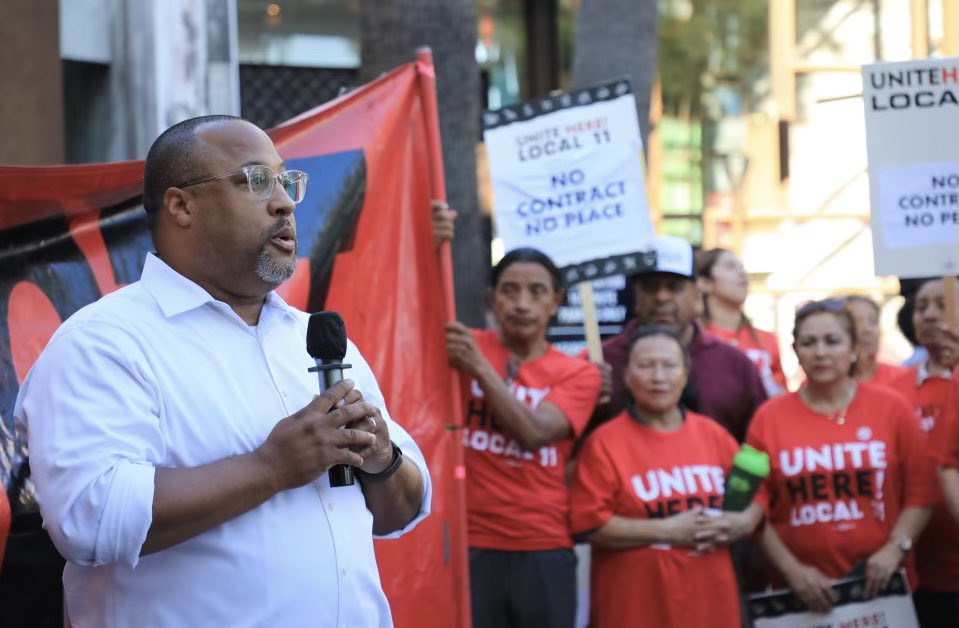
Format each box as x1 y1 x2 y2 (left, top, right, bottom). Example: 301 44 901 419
446 233 958 628
1 162 955 627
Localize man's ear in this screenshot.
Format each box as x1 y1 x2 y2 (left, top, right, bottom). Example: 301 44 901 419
487 287 496 309
552 288 565 309
163 187 194 227
544 287 563 318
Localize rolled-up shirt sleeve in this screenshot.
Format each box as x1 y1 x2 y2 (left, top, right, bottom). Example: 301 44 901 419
14 322 162 567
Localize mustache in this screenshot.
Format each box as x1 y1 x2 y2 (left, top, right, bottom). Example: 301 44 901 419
265 220 295 238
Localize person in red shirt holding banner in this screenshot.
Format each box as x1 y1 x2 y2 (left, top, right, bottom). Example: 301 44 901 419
844 295 910 388
445 247 602 628
747 299 932 614
570 325 763 628
887 277 959 628
696 247 787 397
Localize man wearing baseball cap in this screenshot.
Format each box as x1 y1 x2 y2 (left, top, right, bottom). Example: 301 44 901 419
590 235 767 442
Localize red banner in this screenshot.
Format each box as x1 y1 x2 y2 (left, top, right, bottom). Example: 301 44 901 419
0 58 469 627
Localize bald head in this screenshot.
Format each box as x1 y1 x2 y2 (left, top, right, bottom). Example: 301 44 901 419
143 115 248 226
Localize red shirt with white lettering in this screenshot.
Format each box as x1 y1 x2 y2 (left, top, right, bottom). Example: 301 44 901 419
887 367 958 592
706 322 787 395
746 383 932 588
569 411 743 628
462 329 601 550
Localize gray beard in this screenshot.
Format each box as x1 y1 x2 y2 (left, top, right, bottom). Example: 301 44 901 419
255 246 296 285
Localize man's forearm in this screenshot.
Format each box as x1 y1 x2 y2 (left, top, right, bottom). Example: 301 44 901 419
473 363 569 450
940 468 959 522
143 452 278 555
362 458 425 536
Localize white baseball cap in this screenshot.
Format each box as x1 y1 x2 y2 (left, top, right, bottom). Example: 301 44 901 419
635 235 694 279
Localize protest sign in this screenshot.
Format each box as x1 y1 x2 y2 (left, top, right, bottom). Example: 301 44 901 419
748 571 918 628
863 57 959 278
482 79 655 285
483 79 655 355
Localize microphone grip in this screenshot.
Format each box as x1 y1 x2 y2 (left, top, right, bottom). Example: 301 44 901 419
319 365 355 488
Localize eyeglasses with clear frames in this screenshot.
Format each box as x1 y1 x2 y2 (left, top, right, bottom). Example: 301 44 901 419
178 164 309 204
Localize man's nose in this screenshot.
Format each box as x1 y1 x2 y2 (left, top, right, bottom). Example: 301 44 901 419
654 286 674 301
512 289 538 310
923 305 943 321
269 183 296 216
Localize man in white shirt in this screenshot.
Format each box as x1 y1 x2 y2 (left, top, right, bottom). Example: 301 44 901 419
14 115 431 627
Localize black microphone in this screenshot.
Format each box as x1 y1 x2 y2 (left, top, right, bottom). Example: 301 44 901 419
306 311 354 487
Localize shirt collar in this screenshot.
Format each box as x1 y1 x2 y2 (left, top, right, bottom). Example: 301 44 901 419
140 252 297 321
916 359 956 386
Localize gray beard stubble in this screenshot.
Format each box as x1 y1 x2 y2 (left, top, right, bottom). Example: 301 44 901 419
255 245 296 285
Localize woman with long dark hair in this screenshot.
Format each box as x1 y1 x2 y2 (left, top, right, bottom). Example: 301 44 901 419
843 294 908 387
696 248 786 396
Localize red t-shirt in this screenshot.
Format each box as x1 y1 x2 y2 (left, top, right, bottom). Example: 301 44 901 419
706 323 787 396
462 329 601 550
570 411 743 628
867 362 911 389
747 384 932 589
888 367 959 592
932 383 959 470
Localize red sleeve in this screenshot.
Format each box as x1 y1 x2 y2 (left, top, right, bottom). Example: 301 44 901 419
745 404 776 513
544 359 602 437
760 330 788 392
569 428 620 535
893 394 938 509
931 384 959 469
741 358 769 439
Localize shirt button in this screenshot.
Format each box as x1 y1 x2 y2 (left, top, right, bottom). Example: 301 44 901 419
328 502 334 510
342 568 348 575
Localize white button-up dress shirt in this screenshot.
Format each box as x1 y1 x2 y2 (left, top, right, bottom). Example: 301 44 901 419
14 253 432 628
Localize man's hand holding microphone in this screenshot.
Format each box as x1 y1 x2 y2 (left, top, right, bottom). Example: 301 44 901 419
255 379 393 492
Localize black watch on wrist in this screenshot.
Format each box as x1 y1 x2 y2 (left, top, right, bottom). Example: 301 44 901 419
355 441 403 483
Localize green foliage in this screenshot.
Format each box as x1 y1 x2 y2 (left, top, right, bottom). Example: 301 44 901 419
658 0 768 116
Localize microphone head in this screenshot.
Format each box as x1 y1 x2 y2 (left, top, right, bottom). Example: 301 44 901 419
306 311 347 360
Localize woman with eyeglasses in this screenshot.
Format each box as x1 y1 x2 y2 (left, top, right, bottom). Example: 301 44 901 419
746 300 932 614
696 248 787 397
843 295 909 388
886 278 959 628
569 325 763 628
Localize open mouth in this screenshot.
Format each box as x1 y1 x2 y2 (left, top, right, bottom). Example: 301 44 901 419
269 224 297 253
